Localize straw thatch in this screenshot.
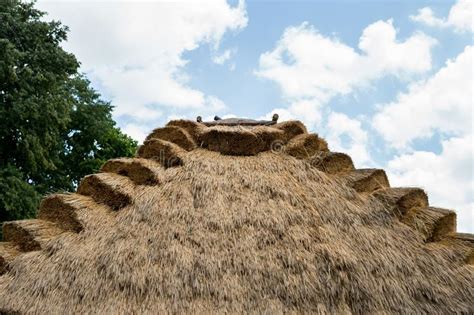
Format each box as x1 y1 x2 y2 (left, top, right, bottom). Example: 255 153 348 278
285 133 329 159
146 126 197 151
100 158 162 186
309 152 355 174
0 119 472 314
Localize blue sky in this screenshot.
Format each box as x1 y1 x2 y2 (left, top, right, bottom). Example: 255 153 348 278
38 0 472 232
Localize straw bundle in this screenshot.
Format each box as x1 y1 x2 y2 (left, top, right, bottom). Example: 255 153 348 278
0 119 472 314
100 158 162 186
273 120 307 141
309 152 355 174
200 125 285 155
342 169 390 193
2 219 63 252
285 133 329 159
137 139 185 167
166 119 205 143
77 173 134 211
146 126 196 151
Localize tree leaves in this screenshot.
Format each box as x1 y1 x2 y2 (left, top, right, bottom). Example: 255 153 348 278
0 0 137 230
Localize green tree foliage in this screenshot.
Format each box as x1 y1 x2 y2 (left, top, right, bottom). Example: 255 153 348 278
0 0 137 231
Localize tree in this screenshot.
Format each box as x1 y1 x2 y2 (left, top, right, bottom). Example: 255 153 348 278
0 0 137 232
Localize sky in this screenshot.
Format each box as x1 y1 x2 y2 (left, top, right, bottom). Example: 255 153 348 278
37 0 473 232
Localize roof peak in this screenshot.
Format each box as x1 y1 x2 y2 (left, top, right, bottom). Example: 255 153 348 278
0 117 473 313
196 113 279 127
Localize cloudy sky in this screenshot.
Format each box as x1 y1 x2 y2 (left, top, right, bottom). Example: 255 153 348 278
37 0 473 232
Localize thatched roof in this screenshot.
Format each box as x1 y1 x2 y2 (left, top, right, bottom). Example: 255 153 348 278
0 119 473 314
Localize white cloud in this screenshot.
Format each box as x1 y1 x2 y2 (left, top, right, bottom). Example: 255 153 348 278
410 0 473 33
255 19 436 133
260 99 323 130
410 7 446 28
130 107 163 122
259 108 296 123
373 46 472 149
37 0 248 138
325 112 371 167
122 124 150 143
212 49 235 65
256 19 436 167
387 135 474 233
205 95 227 112
256 20 435 104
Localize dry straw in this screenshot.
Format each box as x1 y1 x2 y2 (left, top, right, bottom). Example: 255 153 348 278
0 119 472 314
